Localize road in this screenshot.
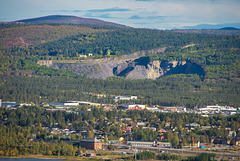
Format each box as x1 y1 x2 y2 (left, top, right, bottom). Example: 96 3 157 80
106 143 240 158
48 140 240 159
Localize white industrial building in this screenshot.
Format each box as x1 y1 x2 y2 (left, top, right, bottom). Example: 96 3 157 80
113 96 137 102
197 105 237 115
127 141 155 147
64 102 80 106
127 141 171 148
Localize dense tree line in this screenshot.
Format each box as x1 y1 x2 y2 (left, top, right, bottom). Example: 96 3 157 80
0 107 87 157
135 151 217 161
0 75 239 107
35 27 239 58
0 23 33 30
183 153 217 161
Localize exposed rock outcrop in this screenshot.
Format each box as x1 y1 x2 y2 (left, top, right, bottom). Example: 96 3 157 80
37 60 53 66
37 57 205 79
146 61 164 79
126 66 147 79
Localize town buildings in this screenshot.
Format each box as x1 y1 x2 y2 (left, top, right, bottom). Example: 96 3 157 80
121 104 146 110
159 106 186 112
113 96 137 102
127 141 171 148
1 101 32 108
127 141 155 147
196 105 237 116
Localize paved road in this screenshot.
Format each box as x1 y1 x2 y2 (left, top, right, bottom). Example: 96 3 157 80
52 141 240 159
106 144 240 158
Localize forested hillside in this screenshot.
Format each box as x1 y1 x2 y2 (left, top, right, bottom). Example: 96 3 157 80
0 22 239 80
0 21 240 107
0 24 107 48
0 75 239 107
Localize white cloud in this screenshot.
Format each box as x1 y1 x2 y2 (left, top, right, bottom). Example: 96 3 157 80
0 0 239 29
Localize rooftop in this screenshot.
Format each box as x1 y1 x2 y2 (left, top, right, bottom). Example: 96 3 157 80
80 137 101 143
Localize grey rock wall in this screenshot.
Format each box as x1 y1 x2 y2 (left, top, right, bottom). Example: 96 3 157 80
37 57 204 79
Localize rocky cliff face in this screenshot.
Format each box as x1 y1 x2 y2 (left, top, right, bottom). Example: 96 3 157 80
37 57 205 79
37 60 53 66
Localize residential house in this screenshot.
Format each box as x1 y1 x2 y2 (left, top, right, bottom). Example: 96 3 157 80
104 106 113 111
185 123 200 130
121 127 131 133
120 118 132 122
142 127 156 131
201 126 211 131
158 129 167 133
131 122 146 127
165 122 171 128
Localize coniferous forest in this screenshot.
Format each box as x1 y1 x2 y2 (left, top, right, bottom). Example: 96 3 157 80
0 75 239 107
0 22 240 107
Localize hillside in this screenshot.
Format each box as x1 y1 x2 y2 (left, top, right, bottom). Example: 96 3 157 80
0 21 239 80
173 29 240 35
37 56 205 80
0 17 240 107
220 27 240 30
182 23 240 29
15 15 126 28
0 24 107 48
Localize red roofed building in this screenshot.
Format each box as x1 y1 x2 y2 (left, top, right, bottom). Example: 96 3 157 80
121 104 146 110
122 127 131 133
158 129 167 133
104 106 113 111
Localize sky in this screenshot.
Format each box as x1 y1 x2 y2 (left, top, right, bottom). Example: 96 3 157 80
0 0 240 29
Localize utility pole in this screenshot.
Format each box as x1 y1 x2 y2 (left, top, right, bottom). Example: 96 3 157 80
135 147 137 160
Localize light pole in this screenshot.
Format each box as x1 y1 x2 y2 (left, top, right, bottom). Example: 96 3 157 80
135 147 137 160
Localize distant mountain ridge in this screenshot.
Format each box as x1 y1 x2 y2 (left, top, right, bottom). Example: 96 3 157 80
220 27 240 30
15 15 126 27
183 23 240 29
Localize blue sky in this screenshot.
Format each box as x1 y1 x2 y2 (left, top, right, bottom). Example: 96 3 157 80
0 0 240 29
